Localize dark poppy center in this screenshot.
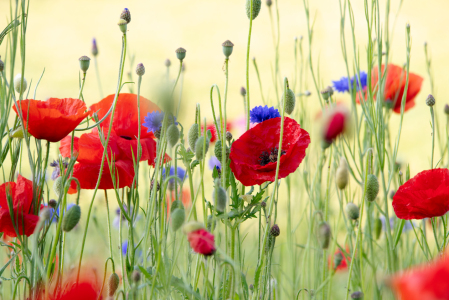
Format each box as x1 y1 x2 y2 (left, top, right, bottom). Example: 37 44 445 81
120 135 133 140
258 147 286 166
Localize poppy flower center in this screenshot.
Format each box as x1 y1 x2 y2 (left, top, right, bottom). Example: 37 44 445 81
120 135 133 140
259 147 286 166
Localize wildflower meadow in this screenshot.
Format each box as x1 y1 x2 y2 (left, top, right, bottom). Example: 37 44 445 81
1 0 449 299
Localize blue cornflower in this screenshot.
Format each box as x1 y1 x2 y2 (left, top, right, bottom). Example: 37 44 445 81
249 105 281 124
47 203 75 223
122 241 128 255
143 112 178 133
208 156 222 171
162 166 187 185
332 71 368 93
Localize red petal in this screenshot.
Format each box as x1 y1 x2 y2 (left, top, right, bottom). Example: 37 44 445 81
77 130 121 164
0 209 40 237
59 136 80 158
187 229 216 256
116 136 157 163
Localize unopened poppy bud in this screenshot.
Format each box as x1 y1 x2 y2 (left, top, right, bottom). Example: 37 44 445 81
120 8 131 24
334 252 343 269
351 291 364 299
118 19 127 34
167 124 180 147
62 204 81 232
14 74 27 94
345 202 359 220
131 270 141 283
281 88 296 115
426 94 435 107
270 224 280 237
171 208 186 231
374 218 382 239
175 47 186 61
226 131 232 142
49 199 57 208
317 222 331 249
78 56 91 73
188 124 199 152
195 136 209 160
246 0 262 20
39 207 52 221
10 127 23 139
107 273 120 296
136 63 145 76
182 221 205 235
320 86 334 101
365 174 379 202
222 40 234 58
0 56 4 72
336 157 349 190
266 0 272 7
214 140 230 162
53 177 64 198
91 39 98 57
444 104 449 115
170 200 184 213
240 87 247 96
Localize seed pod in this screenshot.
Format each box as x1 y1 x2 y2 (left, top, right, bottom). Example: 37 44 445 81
333 252 343 269
135 63 145 76
345 202 359 220
281 88 296 115
170 200 184 213
78 56 91 73
107 273 120 297
222 40 234 58
270 224 280 237
14 74 27 94
62 204 81 232
175 47 186 61
246 0 262 20
171 208 185 231
53 177 64 198
317 222 331 249
336 157 349 190
118 19 127 34
351 291 364 299
365 174 379 202
167 124 180 147
188 124 200 152
213 186 227 212
120 8 131 24
195 136 209 160
374 218 382 240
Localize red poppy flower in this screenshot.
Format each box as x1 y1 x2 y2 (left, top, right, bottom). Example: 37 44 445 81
358 64 423 113
328 248 350 271
60 136 80 158
12 98 89 142
229 117 310 186
89 93 159 163
393 169 449 220
321 104 350 142
48 266 101 300
187 229 216 256
0 175 40 237
202 122 232 143
68 160 135 194
391 254 449 300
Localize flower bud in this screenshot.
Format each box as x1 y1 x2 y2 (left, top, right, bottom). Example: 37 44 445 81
240 87 247 96
170 200 184 213
317 222 331 249
281 88 296 115
154 128 161 139
365 174 379 202
107 273 120 296
53 176 64 198
320 86 334 101
182 221 205 235
336 157 349 190
246 0 262 20
374 218 382 240
214 140 230 162
345 202 359 220
120 8 131 24
261 201 266 208
91 39 98 57
0 56 4 72
333 252 343 269
62 204 81 232
270 224 280 237
167 124 180 147
135 63 145 76
351 291 364 299
10 127 24 139
226 131 232 142
389 190 395 200
131 270 141 283
266 0 272 7
426 94 435 107
444 104 449 115
14 74 27 94
213 185 227 212
171 208 185 231
188 124 199 152
222 40 234 58
78 56 91 73
49 199 57 208
39 207 52 221
195 136 209 160
165 59 171 67
118 19 127 34
175 47 186 61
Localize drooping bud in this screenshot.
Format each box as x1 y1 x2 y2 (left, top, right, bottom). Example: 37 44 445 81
374 218 382 240
281 88 296 115
78 56 91 73
195 136 209 160
91 39 98 57
188 124 199 152
240 87 247 96
175 47 186 61
0 56 4 72
213 184 227 212
345 202 359 220
226 131 232 142
107 273 120 297
167 124 180 147
131 270 141 283
336 157 349 190
426 94 435 107
246 0 262 20
365 174 379 202
270 224 280 237
171 208 186 231
317 222 331 249
120 8 131 24
333 252 343 269
49 199 57 208
117 19 127 34
14 74 27 94
53 177 64 198
320 86 334 101
39 207 52 221
351 291 364 299
222 40 234 58
135 63 145 76
62 204 81 232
